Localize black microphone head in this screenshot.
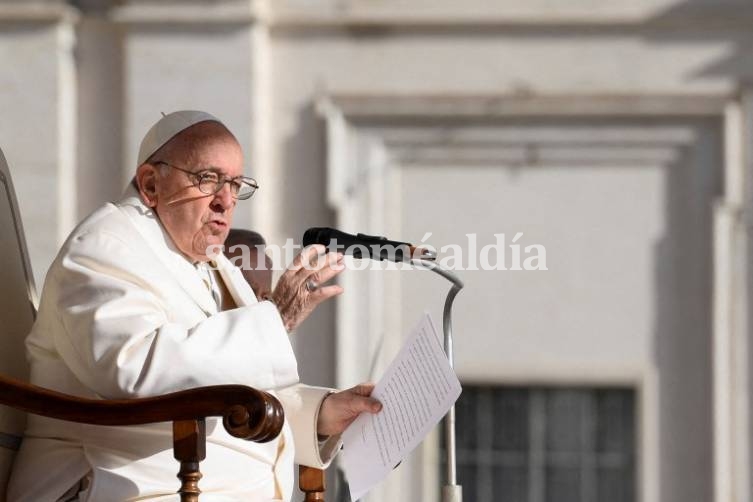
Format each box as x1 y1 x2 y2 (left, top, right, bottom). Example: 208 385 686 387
301 227 416 261
302 227 332 247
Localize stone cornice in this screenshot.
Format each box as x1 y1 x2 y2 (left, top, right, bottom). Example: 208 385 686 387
109 1 262 26
320 94 731 120
3 1 751 31
0 3 78 24
269 3 753 32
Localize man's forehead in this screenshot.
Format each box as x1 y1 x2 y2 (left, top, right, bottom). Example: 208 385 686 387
177 134 244 170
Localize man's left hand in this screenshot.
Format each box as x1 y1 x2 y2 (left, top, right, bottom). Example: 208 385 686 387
317 383 382 437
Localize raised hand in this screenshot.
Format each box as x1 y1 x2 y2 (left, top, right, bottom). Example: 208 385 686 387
270 244 344 332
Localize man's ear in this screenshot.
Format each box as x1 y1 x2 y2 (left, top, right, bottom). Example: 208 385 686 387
136 163 159 207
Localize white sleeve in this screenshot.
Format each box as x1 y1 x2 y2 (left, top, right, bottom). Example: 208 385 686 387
276 384 342 468
47 229 299 399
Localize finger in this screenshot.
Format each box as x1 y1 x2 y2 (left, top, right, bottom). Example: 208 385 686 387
307 284 344 302
353 383 376 396
276 256 308 289
276 250 338 296
351 394 382 414
304 261 345 287
294 251 344 278
289 255 344 296
288 244 326 272
303 246 335 270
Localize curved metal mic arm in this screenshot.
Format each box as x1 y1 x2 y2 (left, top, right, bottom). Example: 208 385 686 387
410 258 464 502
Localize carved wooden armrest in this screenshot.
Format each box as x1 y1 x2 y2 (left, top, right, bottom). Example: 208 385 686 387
0 374 284 442
0 373 285 501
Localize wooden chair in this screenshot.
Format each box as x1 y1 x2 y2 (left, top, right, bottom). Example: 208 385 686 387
0 148 288 501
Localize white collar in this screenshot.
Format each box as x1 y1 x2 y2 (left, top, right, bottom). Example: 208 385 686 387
114 185 258 310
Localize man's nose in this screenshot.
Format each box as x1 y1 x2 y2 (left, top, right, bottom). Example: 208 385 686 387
211 182 235 210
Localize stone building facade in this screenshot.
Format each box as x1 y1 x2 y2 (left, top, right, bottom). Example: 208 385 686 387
2 1 753 501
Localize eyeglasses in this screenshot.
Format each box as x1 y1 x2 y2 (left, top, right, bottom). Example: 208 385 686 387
154 161 259 200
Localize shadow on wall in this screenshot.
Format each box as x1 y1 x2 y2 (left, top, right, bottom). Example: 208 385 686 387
644 0 753 82
278 102 338 387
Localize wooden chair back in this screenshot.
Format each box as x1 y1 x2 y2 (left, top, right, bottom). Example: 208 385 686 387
0 149 38 500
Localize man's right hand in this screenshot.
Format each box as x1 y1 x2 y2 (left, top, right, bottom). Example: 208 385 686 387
270 244 344 332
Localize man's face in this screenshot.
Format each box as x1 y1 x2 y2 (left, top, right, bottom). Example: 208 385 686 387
148 138 244 262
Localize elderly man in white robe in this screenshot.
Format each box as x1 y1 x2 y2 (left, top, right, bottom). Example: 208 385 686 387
8 111 381 501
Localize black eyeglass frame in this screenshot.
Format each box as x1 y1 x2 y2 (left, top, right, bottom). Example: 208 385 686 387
153 160 259 200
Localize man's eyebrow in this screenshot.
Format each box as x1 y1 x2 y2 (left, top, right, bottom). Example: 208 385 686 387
194 166 225 175
197 167 246 179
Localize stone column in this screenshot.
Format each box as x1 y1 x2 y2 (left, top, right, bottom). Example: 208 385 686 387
0 1 78 287
712 88 753 502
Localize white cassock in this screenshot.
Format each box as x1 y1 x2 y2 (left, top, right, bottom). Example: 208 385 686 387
7 185 339 501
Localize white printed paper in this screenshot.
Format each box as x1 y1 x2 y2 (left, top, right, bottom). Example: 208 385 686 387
341 313 462 501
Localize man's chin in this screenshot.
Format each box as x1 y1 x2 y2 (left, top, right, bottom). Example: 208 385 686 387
200 234 228 261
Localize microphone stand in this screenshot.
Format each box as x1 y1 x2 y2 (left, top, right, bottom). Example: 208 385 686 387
409 258 464 502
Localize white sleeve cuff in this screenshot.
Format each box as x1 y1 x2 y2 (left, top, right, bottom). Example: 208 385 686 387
276 384 341 468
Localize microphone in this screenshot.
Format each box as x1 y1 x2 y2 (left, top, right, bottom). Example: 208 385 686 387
302 227 436 262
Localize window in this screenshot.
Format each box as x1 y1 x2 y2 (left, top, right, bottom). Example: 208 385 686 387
443 386 635 502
